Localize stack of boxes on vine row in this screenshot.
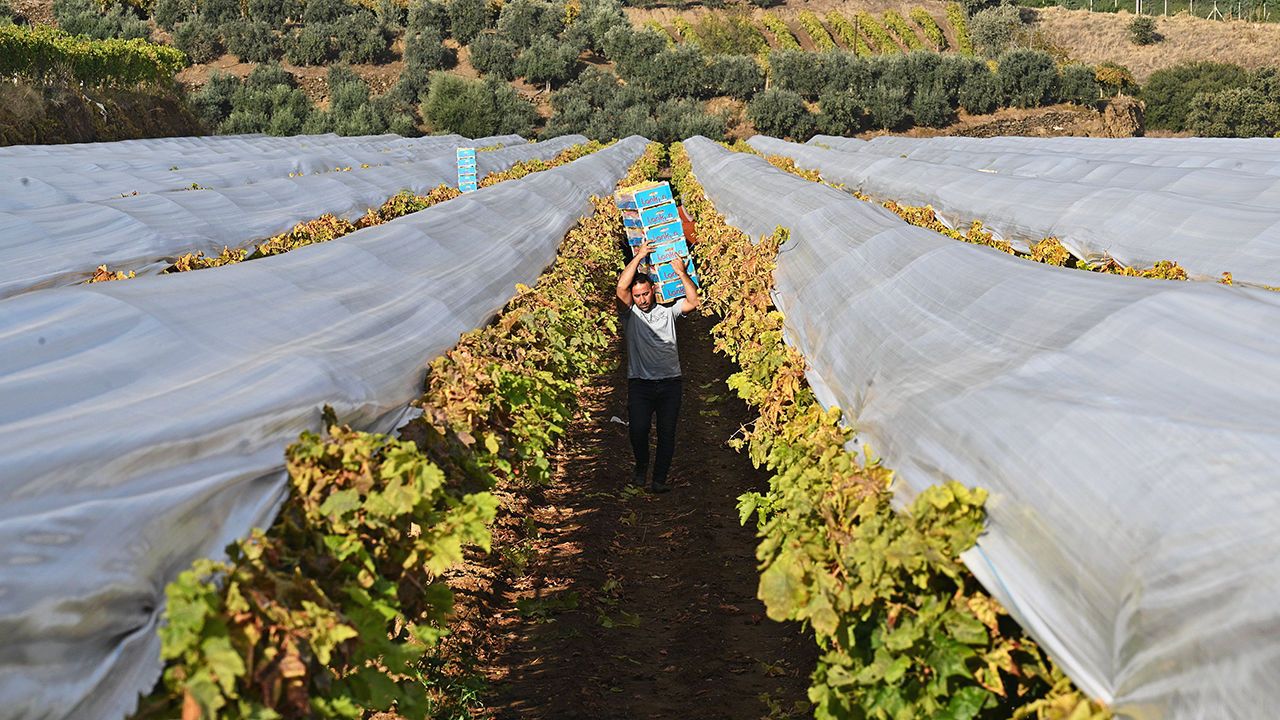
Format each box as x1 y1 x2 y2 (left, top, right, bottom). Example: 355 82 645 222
614 181 700 303
457 147 477 193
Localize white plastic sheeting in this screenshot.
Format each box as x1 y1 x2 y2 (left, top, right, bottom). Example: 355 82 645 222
684 136 1280 720
842 135 1280 176
0 134 583 299
0 135 646 720
751 135 1280 286
0 135 477 211
817 136 1280 207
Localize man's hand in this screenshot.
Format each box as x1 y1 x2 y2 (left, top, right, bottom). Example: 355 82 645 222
670 254 687 276
636 239 655 259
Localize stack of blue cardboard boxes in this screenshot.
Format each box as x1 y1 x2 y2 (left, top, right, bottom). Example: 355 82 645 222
457 147 477 193
615 180 699 303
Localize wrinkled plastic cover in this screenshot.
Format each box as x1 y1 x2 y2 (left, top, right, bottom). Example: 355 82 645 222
684 136 1280 720
0 135 646 720
752 135 1280 286
0 134 476 211
816 135 1280 208
0 135 578 299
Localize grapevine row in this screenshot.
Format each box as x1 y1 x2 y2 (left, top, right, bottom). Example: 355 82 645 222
882 10 925 51
856 10 901 54
87 141 607 279
825 11 872 56
760 12 801 50
670 141 1108 719
797 11 837 52
0 24 186 86
911 7 949 51
947 2 975 55
147 142 663 719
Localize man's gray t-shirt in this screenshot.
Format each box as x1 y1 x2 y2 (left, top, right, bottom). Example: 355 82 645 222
625 302 683 380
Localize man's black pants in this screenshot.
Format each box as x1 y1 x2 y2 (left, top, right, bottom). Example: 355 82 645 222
628 377 682 484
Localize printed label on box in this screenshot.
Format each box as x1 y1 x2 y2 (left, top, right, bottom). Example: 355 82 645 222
656 279 686 302
458 171 478 183
614 181 674 211
644 221 685 245
456 147 477 158
639 202 678 228
459 181 478 193
648 238 689 264
456 159 478 171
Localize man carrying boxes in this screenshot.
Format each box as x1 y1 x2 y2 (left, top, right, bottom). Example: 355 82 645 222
614 181 700 493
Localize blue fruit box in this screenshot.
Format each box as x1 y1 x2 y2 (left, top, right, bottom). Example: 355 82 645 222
648 238 690 264
457 157 477 170
458 170 478 183
456 147 477 159
622 201 680 229
626 219 685 247
615 181 674 211
651 258 698 284
656 279 690 303
459 180 478 193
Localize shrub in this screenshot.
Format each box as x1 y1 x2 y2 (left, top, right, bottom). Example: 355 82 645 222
334 12 390 63
997 48 1059 108
970 4 1022 57
469 31 518 78
173 18 223 63
601 25 664 74
514 33 580 88
284 24 334 65
567 0 628 53
1186 87 1280 138
190 70 240 127
816 89 863 135
153 0 193 29
769 48 830 99
404 26 454 75
693 10 766 55
911 80 953 126
706 53 763 99
303 0 348 24
222 20 279 62
634 45 709 101
448 0 490 43
421 73 537 136
1129 15 1157 45
958 66 1000 113
911 8 947 50
865 81 908 128
221 64 314 135
1059 63 1099 107
1095 61 1136 96
407 0 448 33
747 87 813 139
653 97 726 142
497 0 561 48
53 0 150 40
1143 61 1250 131
247 0 288 28
201 0 242 24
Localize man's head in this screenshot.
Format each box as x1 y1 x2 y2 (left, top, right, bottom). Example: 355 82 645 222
631 275 655 311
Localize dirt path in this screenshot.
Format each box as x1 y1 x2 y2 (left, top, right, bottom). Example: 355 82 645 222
478 311 815 720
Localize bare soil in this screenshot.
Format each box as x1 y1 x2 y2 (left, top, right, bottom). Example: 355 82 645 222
443 311 816 719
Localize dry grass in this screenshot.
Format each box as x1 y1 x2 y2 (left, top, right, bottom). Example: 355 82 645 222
1034 6 1280 80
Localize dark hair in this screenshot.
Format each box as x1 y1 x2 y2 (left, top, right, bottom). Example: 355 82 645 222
630 274 653 289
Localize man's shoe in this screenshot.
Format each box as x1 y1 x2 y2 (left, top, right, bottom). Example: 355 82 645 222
632 469 647 487
650 480 672 493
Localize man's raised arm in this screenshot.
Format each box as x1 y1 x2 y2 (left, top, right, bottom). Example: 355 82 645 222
617 239 654 308
671 254 699 315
